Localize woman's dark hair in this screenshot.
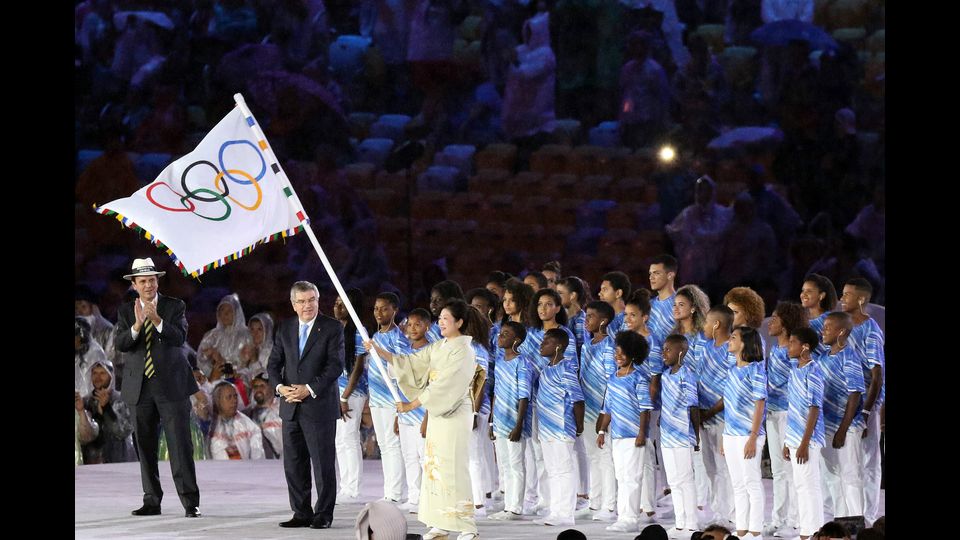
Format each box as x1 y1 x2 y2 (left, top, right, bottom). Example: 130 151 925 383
626 288 653 316
486 271 510 291
529 288 569 329
615 330 650 365
733 326 764 363
502 278 535 326
431 280 464 301
525 271 548 290
724 286 766 328
790 327 820 352
343 288 365 373
443 300 491 351
558 276 592 306
773 301 807 336
803 273 838 312
465 287 501 322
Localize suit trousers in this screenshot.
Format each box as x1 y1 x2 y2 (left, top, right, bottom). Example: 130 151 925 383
133 375 199 509
335 393 366 497
282 410 338 521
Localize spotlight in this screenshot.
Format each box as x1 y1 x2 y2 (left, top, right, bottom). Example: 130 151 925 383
658 144 676 163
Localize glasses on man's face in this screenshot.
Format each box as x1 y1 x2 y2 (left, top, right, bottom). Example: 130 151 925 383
294 297 319 306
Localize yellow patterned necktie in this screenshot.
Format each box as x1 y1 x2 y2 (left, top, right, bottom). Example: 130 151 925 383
144 318 156 379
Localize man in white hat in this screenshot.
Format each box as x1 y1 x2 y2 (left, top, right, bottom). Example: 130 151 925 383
115 257 201 518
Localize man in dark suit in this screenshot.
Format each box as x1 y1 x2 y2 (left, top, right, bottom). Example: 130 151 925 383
268 280 345 529
115 258 201 518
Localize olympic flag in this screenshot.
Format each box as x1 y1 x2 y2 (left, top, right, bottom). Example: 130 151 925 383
93 102 307 278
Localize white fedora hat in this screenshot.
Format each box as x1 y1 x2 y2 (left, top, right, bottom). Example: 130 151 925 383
123 258 167 280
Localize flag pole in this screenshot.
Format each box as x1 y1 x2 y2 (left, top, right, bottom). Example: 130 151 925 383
232 93 402 404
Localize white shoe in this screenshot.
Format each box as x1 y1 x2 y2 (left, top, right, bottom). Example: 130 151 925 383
473 506 486 518
382 497 400 504
606 520 639 532
544 516 575 526
456 532 478 540
488 510 521 521
637 513 657 524
399 501 416 511
423 528 449 540
574 506 595 518
763 521 783 535
575 497 590 511
492 491 504 501
337 492 361 502
592 509 618 522
667 528 691 539
774 524 799 537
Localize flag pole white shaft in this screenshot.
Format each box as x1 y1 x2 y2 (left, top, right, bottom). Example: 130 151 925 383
232 93 402 404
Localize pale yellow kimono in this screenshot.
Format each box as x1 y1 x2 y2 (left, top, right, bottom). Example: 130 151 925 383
391 335 477 534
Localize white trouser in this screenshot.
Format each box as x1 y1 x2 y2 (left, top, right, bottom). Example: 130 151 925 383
822 427 864 517
575 434 589 494
494 436 526 513
371 405 405 501
482 420 499 494
693 445 710 507
722 434 766 533
335 393 366 497
787 444 825 537
583 419 617 511
524 409 549 507
862 403 882 523
541 438 578 521
701 421 734 520
612 438 645 525
820 453 837 519
650 411 668 492
398 421 425 504
766 410 797 525
662 446 697 530
468 412 492 505
641 426 658 514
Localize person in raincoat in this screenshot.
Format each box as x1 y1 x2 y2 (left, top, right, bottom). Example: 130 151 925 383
244 373 284 459
82 359 136 464
208 381 265 460
198 293 253 382
76 391 100 466
238 312 275 384
76 317 108 396
501 5 556 144
665 176 734 286
76 287 117 364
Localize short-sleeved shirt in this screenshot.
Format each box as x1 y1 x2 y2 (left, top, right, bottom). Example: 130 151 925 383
492 353 535 438
489 322 502 399
580 335 617 425
471 341 492 417
640 333 666 410
427 321 442 343
649 293 676 343
536 357 585 442
848 318 885 407
817 346 866 433
766 343 792 412
339 329 369 397
567 310 587 361
809 313 829 357
785 360 826 448
520 326 579 370
722 361 768 437
369 326 411 408
682 331 707 374
607 311 627 337
697 338 736 426
660 364 699 448
601 368 653 439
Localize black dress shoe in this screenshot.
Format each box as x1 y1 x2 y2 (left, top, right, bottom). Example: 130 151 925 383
131 505 161 516
310 516 332 529
185 507 201 518
279 516 313 528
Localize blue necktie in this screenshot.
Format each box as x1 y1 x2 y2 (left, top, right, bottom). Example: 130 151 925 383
299 323 309 356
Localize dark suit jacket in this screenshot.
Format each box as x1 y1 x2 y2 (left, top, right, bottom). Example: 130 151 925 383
116 294 198 405
267 315 344 422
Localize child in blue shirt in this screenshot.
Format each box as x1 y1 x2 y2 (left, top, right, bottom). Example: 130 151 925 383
660 333 701 537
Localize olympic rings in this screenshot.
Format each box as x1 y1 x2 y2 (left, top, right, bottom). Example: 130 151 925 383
145 139 270 220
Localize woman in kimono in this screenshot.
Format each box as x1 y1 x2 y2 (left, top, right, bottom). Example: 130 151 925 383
366 299 484 540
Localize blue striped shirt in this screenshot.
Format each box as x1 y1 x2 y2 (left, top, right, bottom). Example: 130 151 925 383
766 343 792 412
536 358 585 442
650 293 676 343
785 360 826 448
580 335 617 425
492 353 534 438
809 313 829 357
660 364 699 448
567 310 587 361
697 338 735 426
848 318 885 406
398 342 428 425
683 331 707 374
471 341 492 417
607 311 626 337
817 346 866 433
520 326 579 369
722 362 768 437
489 322 502 399
641 333 666 410
427 321 442 343
369 326 411 408
339 329 369 397
601 368 653 439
